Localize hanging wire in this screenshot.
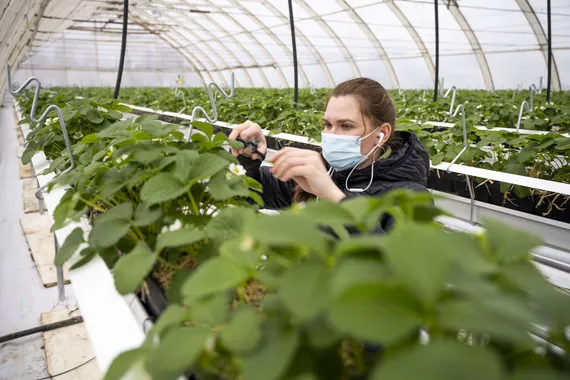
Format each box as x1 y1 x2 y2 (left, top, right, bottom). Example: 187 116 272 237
6 64 75 200
515 77 543 132
186 73 235 141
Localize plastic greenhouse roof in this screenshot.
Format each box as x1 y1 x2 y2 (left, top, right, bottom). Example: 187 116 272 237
1 0 570 94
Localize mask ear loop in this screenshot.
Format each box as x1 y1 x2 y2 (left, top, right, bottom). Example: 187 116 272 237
345 132 385 193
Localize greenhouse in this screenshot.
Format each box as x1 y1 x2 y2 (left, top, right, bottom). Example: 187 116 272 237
1 0 569 379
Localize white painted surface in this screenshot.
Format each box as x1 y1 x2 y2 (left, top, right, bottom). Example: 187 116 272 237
15 103 147 375
0 100 78 380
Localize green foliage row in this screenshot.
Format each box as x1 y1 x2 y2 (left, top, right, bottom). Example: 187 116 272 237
15 90 570 380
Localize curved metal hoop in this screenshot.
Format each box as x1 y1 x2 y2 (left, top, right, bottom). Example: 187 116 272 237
439 78 458 117
187 73 236 141
516 77 544 132
447 104 468 171
6 64 76 200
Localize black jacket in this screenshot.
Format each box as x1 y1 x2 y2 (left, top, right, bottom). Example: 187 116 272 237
238 131 430 232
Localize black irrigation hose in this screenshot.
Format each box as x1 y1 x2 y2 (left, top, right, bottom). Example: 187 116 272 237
433 0 440 102
288 0 299 105
0 316 84 344
546 0 552 102
33 357 95 380
113 0 129 100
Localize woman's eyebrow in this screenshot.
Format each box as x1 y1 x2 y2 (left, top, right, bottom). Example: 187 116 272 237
322 118 355 123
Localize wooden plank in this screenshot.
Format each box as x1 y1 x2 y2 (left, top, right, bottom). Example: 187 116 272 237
16 145 25 158
19 213 71 287
20 161 33 178
40 309 100 380
23 178 40 213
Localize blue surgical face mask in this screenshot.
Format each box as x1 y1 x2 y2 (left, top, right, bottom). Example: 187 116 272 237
321 128 386 193
321 128 380 171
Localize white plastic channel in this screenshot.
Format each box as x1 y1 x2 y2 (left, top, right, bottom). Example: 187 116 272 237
15 104 148 374
127 105 570 197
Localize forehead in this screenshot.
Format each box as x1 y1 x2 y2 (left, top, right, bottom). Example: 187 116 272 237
324 95 362 122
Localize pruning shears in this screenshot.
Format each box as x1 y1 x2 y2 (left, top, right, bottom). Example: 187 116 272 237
234 137 266 161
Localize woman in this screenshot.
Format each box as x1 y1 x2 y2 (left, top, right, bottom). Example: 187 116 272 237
229 78 430 231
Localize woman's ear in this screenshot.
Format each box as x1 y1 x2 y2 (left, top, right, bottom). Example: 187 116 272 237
378 123 392 145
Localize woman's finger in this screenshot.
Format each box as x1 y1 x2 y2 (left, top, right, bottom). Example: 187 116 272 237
270 157 306 180
279 164 312 183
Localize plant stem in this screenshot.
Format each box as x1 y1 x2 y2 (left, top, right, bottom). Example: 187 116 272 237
79 197 105 212
187 189 200 215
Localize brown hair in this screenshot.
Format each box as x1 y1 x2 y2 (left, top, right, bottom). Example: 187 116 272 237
294 78 403 203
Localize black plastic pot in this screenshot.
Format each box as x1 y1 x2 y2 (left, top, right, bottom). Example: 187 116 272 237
139 277 169 321
427 170 456 193
534 196 570 224
504 195 536 215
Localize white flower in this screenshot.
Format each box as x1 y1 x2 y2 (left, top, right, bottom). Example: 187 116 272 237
545 118 549 122
73 131 84 139
540 106 546 111
109 145 116 153
522 116 530 120
513 105 518 109
199 177 210 184
476 104 482 109
240 236 254 251
405 108 410 112
261 254 267 261
549 102 554 106
464 100 469 104
170 219 183 232
228 163 246 176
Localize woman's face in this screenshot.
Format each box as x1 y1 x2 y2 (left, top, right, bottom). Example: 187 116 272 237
323 95 390 156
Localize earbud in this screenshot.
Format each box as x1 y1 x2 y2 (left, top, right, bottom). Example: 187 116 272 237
376 132 385 146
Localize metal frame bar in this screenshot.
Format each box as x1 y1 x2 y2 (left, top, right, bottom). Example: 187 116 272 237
228 0 301 88
444 1 495 90
260 0 326 87
295 0 361 79
515 0 561 91
200 0 271 87
385 0 436 84
336 0 400 87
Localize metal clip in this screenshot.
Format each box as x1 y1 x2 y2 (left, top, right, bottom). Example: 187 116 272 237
439 78 458 117
515 77 544 132
6 64 76 200
446 104 468 171
187 73 235 141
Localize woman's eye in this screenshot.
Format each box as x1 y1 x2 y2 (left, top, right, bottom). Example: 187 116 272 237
342 124 353 130
323 123 332 129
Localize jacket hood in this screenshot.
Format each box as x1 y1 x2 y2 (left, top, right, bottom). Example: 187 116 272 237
330 131 430 191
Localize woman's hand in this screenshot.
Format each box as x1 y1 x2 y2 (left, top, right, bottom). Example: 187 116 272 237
269 147 346 202
228 120 267 160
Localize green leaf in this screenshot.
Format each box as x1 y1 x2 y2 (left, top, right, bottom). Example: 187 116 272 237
294 200 355 227
86 108 104 124
483 218 541 262
188 153 229 182
104 349 150 380
167 269 192 304
221 306 261 353
280 261 330 321
371 340 504 380
334 236 384 257
206 206 256 240
513 185 529 198
156 227 204 251
192 121 214 138
113 104 132 113
245 176 263 192
173 150 199 182
207 173 251 200
245 214 331 253
191 293 229 325
229 139 244 150
380 224 464 305
331 258 388 297
133 203 162 227
328 284 421 344
55 227 84 266
132 148 164 165
145 305 186 344
140 173 188 205
182 257 249 302
242 324 299 380
106 110 123 120
69 247 96 270
113 242 157 294
510 370 569 380
22 146 37 165
90 203 133 248
146 326 210 380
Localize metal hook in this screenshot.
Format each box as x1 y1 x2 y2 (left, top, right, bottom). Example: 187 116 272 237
515 77 544 132
446 104 468 171
439 78 458 117
186 73 235 141
397 86 406 105
6 64 76 200
465 174 476 224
